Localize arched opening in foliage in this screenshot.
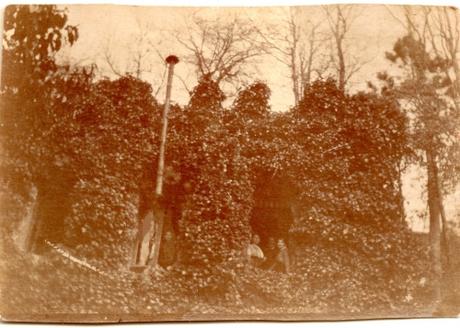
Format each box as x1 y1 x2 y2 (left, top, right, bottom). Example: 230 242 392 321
249 176 297 251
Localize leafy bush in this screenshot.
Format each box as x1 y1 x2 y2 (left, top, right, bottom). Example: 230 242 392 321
291 79 409 229
290 212 432 313
0 244 186 316
168 76 254 269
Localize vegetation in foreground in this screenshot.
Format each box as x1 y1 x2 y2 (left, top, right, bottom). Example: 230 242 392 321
1 5 459 320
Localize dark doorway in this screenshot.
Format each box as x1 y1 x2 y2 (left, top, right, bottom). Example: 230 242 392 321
27 175 74 254
249 177 296 251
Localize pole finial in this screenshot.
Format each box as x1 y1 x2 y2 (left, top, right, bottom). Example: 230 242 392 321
165 55 179 65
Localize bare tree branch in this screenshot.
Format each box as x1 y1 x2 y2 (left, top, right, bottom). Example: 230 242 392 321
175 13 265 94
175 73 192 95
322 4 364 91
102 47 123 77
100 21 166 96
255 7 326 105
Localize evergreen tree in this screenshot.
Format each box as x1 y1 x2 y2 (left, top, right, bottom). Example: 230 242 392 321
385 34 459 304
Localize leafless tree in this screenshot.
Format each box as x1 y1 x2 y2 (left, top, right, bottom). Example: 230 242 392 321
101 21 167 97
175 13 265 91
255 7 328 106
323 5 364 91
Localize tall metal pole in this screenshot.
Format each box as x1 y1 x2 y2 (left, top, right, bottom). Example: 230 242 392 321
149 55 179 268
156 55 179 196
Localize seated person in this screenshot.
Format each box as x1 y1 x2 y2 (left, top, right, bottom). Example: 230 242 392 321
262 237 277 269
247 234 265 267
269 239 290 273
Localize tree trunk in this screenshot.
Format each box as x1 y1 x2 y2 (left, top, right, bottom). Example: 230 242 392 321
336 34 346 91
439 198 450 269
434 161 450 269
426 149 442 305
290 48 300 106
397 164 406 225
452 59 460 110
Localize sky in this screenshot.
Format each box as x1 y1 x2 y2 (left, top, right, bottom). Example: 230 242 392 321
59 4 408 110
53 3 459 231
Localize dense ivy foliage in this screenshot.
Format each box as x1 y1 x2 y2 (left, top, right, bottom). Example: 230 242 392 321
62 76 162 268
291 79 409 228
2 5 457 319
159 76 254 298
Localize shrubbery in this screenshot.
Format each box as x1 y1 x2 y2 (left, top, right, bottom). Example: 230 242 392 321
1 6 455 319
289 209 435 313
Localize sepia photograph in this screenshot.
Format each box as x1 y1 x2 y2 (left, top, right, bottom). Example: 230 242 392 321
0 0 459 323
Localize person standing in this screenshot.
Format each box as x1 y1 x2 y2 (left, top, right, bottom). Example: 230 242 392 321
158 230 176 269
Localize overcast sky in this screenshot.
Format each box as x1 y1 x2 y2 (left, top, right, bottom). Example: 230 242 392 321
59 4 408 110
